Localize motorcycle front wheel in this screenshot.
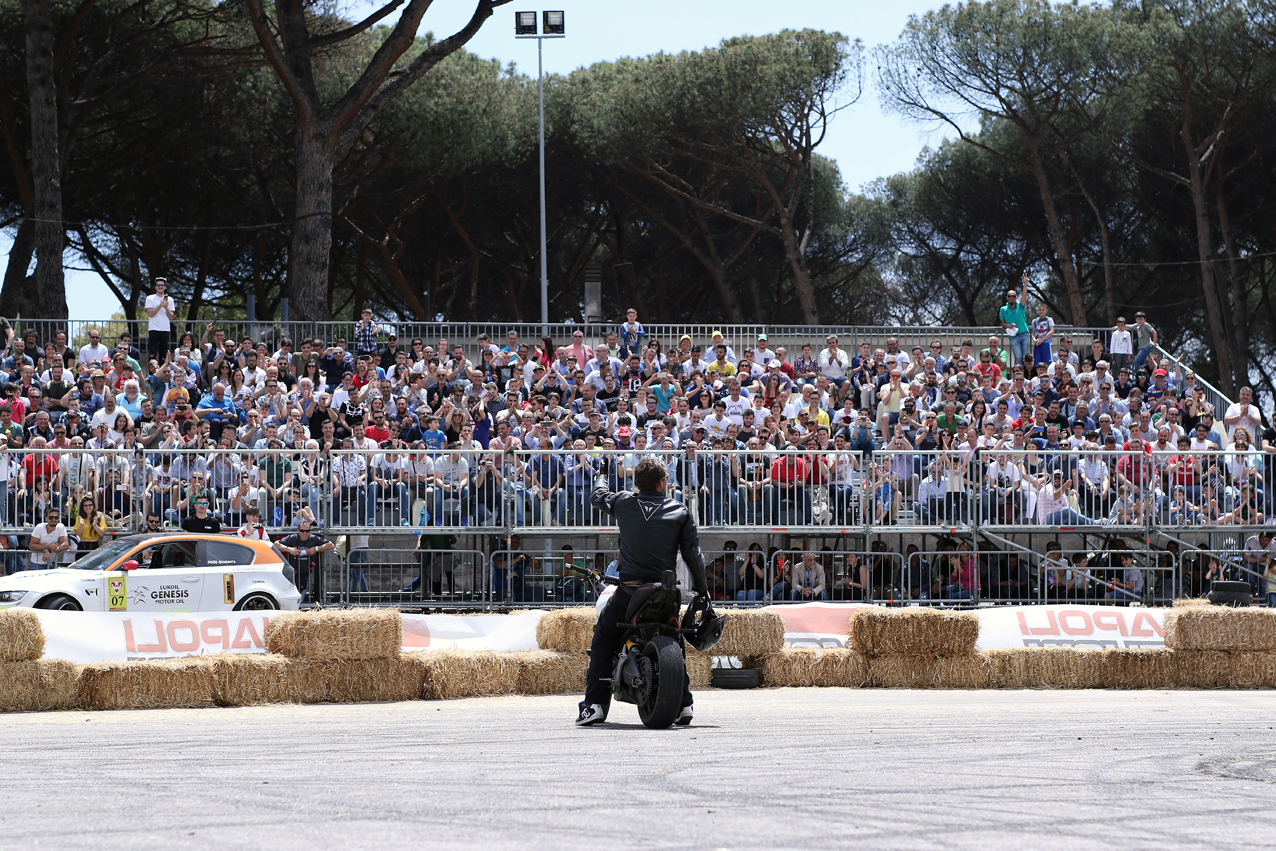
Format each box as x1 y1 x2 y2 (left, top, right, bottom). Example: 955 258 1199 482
637 635 684 729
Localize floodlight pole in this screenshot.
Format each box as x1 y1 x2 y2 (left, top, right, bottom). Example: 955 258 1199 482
537 36 547 338
517 13 564 338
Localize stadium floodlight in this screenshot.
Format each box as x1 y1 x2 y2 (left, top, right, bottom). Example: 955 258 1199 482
542 11 564 34
515 11 538 36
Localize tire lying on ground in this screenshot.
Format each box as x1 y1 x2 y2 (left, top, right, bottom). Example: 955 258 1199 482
1207 580 1254 608
710 667 762 689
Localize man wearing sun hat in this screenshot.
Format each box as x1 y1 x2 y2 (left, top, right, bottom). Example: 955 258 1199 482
709 330 736 365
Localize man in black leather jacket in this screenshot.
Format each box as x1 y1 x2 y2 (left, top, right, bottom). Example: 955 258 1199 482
576 456 709 726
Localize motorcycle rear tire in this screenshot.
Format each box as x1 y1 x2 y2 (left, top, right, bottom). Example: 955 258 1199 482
637 636 683 730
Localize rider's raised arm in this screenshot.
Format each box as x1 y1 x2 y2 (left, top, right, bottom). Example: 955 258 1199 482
678 511 709 597
591 478 620 517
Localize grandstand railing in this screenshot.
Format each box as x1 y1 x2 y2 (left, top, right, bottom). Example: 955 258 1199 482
40 319 1129 368
1 446 1269 536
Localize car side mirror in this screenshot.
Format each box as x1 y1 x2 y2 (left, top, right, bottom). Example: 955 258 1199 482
120 560 139 572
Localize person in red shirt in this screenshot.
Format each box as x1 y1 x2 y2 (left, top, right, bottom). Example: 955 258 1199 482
1165 435 1202 503
20 437 59 488
769 449 811 524
365 409 391 444
1115 436 1155 500
773 347 796 382
974 349 1002 383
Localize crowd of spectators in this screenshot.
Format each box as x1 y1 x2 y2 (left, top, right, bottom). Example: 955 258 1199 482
0 283 1273 550
484 534 1276 606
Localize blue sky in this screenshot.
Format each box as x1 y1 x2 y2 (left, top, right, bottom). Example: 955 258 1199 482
5 0 950 321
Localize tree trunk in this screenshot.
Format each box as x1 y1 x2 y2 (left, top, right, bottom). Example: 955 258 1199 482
18 0 67 319
0 218 36 315
1025 137 1085 325
1181 120 1234 396
288 123 335 322
777 214 818 324
1216 182 1248 389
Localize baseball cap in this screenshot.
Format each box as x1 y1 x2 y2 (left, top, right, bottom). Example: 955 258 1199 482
757 333 768 341
1154 368 1167 377
680 334 691 342
617 427 631 438
768 360 781 369
711 330 723 337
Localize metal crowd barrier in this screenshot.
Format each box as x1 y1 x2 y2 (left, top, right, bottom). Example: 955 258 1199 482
487 547 612 609
49 319 1125 373
1179 547 1272 603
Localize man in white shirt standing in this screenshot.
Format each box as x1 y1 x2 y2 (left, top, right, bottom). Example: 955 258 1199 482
144 278 176 363
1224 386 1264 444
78 328 110 369
818 335 848 403
29 508 69 569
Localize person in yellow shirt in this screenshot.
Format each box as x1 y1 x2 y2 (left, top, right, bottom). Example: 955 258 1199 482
710 344 736 377
804 399 830 429
72 496 109 551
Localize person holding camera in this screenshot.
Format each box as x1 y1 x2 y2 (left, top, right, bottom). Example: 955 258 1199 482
236 506 271 542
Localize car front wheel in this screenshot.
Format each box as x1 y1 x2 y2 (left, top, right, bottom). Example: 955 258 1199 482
36 594 82 611
233 592 279 611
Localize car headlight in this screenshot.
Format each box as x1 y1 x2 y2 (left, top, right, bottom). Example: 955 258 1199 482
0 590 29 603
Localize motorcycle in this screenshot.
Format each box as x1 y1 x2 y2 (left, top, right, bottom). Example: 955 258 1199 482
569 565 724 729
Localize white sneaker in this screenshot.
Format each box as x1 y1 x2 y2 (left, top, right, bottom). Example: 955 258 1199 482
575 702 607 726
674 704 694 726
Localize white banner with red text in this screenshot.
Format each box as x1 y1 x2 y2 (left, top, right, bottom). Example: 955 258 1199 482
26 604 1163 663
28 609 547 663
768 603 1166 650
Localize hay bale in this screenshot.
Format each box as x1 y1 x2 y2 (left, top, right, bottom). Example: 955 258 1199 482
1168 651 1276 689
0 659 81 712
984 648 1107 689
1172 598 1211 608
211 653 303 706
849 607 980 657
265 609 402 660
515 650 587 695
687 650 713 690
0 609 45 662
753 648 869 688
289 655 429 704
868 654 991 689
1163 607 1276 652
712 610 786 658
80 657 217 710
536 608 597 653
420 650 523 700
1099 649 1175 689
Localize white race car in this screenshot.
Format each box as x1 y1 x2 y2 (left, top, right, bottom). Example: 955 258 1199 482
0 533 303 612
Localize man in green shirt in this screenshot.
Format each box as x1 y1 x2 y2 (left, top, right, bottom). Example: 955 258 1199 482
261 439 293 523
935 402 964 435
999 274 1031 369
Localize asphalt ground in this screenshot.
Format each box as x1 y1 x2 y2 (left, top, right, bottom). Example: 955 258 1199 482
3 689 1275 851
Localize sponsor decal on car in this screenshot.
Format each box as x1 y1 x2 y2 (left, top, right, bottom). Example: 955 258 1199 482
107 576 127 612
150 584 190 602
223 574 235 605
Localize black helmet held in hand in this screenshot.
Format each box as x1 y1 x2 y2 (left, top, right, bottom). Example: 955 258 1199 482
681 594 726 653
